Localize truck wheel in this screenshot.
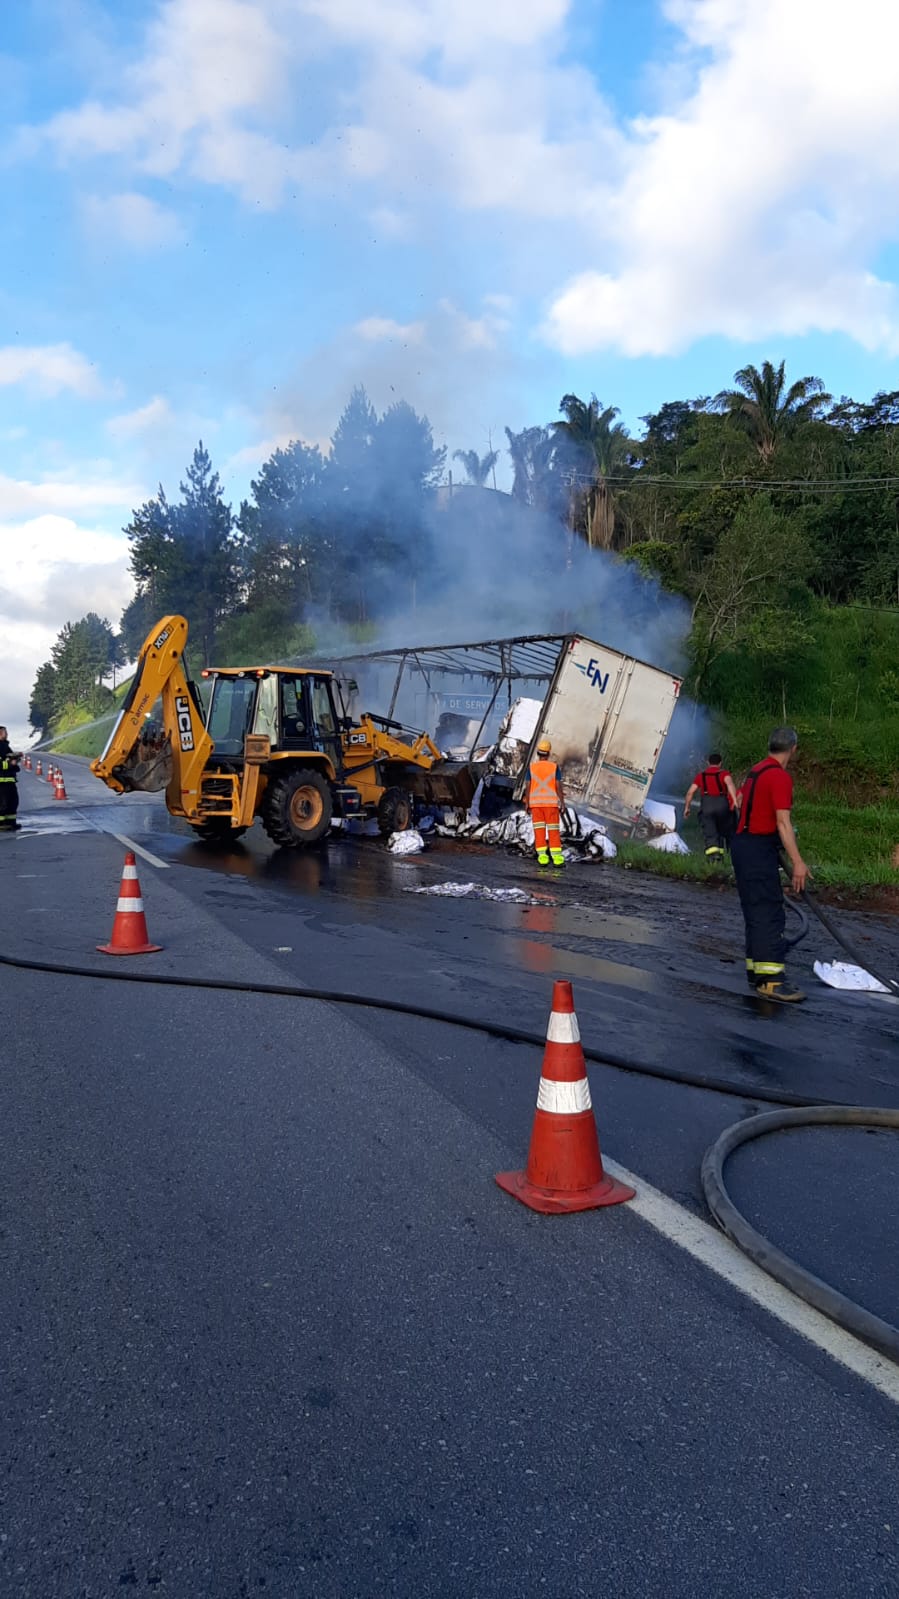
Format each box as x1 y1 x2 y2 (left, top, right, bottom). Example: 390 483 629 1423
263 768 333 847
377 786 413 835
191 821 248 845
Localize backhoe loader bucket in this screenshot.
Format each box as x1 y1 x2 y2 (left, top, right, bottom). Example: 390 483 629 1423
112 730 174 793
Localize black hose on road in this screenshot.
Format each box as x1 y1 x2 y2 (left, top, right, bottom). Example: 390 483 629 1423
0 944 872 1111
702 1108 899 1362
3 885 897 1362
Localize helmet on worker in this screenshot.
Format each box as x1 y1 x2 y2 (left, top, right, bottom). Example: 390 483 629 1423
537 736 552 755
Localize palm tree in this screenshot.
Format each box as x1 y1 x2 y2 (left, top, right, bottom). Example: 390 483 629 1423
714 360 831 464
452 448 499 488
551 394 631 549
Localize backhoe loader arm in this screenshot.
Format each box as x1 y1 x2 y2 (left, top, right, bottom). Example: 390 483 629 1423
91 615 212 818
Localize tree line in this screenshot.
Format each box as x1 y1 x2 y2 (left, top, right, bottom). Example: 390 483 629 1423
29 360 899 733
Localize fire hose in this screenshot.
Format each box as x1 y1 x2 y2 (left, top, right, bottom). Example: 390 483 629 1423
3 889 898 1362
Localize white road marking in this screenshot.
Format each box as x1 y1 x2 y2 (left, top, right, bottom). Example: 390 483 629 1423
604 1156 899 1406
109 833 170 870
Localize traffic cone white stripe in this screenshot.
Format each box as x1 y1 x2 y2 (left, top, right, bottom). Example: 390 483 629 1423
546 1011 581 1044
122 865 139 880
536 1076 592 1114
115 897 145 913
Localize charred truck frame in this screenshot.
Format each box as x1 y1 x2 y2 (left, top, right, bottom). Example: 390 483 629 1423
315 633 683 834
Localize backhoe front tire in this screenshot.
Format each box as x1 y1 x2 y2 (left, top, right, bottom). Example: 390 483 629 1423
377 786 413 836
191 821 248 845
262 768 333 848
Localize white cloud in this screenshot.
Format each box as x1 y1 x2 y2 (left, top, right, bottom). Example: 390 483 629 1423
0 473 142 518
223 433 302 473
0 515 133 745
82 191 184 248
25 0 617 218
438 298 512 351
106 395 173 438
544 0 899 355
0 343 104 397
19 0 899 360
35 0 308 208
298 0 568 63
354 316 426 345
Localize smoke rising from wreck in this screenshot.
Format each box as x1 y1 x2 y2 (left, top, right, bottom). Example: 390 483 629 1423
300 484 708 792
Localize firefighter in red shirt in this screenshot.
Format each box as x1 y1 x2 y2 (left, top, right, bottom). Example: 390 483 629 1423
731 726 810 1003
683 750 738 856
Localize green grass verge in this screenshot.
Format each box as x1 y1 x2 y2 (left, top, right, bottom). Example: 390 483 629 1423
618 797 899 894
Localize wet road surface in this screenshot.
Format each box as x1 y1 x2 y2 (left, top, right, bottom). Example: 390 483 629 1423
3 757 898 1595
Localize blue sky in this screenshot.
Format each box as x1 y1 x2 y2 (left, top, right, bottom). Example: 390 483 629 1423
3 0 899 740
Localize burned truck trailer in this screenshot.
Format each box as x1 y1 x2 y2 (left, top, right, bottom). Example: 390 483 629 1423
312 633 683 834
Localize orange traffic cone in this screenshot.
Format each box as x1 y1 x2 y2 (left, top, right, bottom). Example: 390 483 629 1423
496 980 634 1214
54 770 68 800
23 755 30 770
35 759 42 776
46 763 55 784
97 852 162 956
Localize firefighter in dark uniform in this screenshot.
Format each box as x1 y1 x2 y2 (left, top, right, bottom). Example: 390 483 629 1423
731 726 809 1003
683 751 738 856
0 726 22 832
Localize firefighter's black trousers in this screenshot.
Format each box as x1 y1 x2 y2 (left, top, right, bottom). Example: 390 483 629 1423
730 831 785 972
699 795 733 853
0 780 17 829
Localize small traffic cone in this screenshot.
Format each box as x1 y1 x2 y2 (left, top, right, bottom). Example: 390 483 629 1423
97 852 162 956
46 763 56 784
35 759 42 776
54 770 68 800
23 755 30 770
496 980 634 1214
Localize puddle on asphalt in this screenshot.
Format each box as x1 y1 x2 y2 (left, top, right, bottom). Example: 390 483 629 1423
514 937 661 992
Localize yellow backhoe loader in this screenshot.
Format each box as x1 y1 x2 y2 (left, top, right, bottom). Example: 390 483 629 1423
91 615 470 846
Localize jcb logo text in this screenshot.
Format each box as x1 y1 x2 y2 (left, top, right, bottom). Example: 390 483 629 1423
175 695 194 752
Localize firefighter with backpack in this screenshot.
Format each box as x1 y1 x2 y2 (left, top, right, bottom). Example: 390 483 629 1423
683 750 738 857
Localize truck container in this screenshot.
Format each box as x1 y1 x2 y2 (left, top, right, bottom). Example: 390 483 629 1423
311 632 683 834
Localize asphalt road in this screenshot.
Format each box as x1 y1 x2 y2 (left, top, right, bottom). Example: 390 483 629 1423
3 758 898 1597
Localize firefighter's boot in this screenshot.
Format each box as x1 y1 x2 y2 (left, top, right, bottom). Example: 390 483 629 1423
536 851 550 867
550 849 565 867
755 976 806 1003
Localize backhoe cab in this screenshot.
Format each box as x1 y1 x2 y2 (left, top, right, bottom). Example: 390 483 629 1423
91 614 445 847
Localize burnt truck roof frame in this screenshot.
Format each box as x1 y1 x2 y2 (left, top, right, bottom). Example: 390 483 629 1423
303 634 571 752
303 633 680 744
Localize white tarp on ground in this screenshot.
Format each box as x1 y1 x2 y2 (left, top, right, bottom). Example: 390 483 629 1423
813 960 891 994
404 882 550 905
646 831 690 855
435 803 616 861
388 829 425 855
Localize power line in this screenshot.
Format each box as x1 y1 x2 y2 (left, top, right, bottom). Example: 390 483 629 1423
561 472 899 495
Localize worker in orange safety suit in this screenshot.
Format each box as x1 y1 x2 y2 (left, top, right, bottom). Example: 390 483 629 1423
527 735 565 866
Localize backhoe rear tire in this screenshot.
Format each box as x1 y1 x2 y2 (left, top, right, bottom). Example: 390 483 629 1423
262 768 333 848
377 786 413 836
191 821 248 845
